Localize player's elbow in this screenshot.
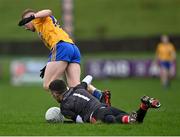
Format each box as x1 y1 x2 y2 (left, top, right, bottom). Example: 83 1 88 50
46 9 52 16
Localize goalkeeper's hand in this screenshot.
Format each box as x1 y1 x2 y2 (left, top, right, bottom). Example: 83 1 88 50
76 115 84 123
18 15 35 26
40 65 46 79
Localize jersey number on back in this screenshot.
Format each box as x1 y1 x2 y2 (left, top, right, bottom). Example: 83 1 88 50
73 93 90 101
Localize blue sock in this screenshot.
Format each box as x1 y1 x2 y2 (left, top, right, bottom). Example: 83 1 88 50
92 89 102 100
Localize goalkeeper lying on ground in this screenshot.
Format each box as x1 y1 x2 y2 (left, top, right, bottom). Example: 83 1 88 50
49 75 161 124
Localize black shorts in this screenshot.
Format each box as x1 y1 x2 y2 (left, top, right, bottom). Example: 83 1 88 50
92 105 128 122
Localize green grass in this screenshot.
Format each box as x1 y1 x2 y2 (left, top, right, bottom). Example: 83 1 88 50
0 52 180 135
0 0 180 41
0 78 180 135
75 0 180 40
0 0 61 41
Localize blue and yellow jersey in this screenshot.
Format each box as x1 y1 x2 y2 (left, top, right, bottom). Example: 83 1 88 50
32 16 74 50
156 42 176 61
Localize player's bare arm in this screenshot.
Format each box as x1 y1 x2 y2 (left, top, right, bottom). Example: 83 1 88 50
18 9 52 26
34 9 52 18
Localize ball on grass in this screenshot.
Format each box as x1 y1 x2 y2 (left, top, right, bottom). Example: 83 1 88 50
45 107 64 123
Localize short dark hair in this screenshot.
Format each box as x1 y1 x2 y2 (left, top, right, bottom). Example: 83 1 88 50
49 80 67 94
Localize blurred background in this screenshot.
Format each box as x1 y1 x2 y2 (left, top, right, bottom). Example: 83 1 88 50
0 0 179 84
0 0 180 135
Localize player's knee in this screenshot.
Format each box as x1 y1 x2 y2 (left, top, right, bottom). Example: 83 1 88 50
104 115 116 123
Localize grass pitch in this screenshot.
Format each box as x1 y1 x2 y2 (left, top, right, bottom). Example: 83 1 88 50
0 78 180 135
0 52 180 135
1 0 180 40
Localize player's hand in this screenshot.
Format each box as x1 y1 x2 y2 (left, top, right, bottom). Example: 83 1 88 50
18 15 35 26
40 65 46 79
76 115 84 123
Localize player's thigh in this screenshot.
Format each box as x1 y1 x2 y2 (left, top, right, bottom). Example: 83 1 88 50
160 68 169 81
65 63 81 87
169 66 174 77
109 106 128 116
161 67 168 75
43 61 68 90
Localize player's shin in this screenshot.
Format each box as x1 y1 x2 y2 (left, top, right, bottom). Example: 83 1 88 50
135 108 147 123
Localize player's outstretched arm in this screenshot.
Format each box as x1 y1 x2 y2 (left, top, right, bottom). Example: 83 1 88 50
34 9 52 18
18 9 52 26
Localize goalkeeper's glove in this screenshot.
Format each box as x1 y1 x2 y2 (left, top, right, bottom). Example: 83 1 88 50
40 65 46 79
18 15 35 26
76 115 84 123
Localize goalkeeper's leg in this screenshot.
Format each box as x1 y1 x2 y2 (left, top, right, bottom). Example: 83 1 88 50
135 95 161 123
88 84 111 106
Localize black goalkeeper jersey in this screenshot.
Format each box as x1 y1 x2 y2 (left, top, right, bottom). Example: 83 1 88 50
60 83 103 122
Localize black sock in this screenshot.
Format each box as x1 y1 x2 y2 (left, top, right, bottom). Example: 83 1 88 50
136 106 148 123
